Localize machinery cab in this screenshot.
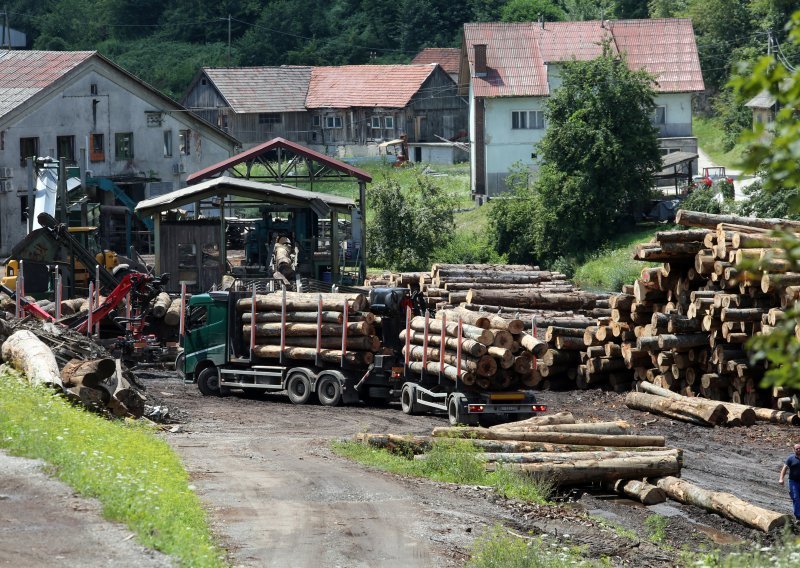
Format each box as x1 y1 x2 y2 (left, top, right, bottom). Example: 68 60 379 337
181 291 231 380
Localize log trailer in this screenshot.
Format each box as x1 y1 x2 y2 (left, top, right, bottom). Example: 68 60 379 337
181 288 545 425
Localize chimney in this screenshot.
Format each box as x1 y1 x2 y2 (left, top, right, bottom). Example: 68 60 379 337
474 44 487 77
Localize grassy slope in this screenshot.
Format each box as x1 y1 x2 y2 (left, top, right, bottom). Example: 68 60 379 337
572 225 665 292
693 116 748 170
0 370 223 567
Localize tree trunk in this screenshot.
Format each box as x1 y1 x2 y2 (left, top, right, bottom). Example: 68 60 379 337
465 289 602 310
655 476 790 532
519 332 547 356
504 454 681 484
489 411 575 430
399 329 487 357
255 335 380 351
638 381 757 426
243 321 373 337
237 293 368 313
403 345 496 377
431 427 665 447
451 449 680 464
607 479 667 505
490 421 631 435
241 311 344 324
60 358 116 389
251 345 372 365
410 316 493 345
164 300 183 326
675 209 800 231
151 292 172 318
625 391 728 426
407 361 474 385
1 330 62 388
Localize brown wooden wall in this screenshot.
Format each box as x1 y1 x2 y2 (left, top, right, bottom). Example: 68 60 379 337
160 220 222 294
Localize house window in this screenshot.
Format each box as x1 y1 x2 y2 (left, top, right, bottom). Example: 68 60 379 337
115 132 134 160
56 136 75 163
90 133 104 162
179 129 190 155
19 137 38 166
163 131 173 157
324 116 343 129
370 116 382 129
384 116 394 129
652 106 666 125
312 116 321 127
90 83 98 95
259 113 281 125
511 111 544 130
19 196 28 224
145 111 163 127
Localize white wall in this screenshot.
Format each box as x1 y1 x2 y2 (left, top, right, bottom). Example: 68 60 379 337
0 60 235 254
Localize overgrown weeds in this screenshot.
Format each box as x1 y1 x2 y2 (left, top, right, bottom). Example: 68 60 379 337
0 369 223 567
466 525 598 568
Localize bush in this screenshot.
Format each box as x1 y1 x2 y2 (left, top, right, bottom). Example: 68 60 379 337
737 178 800 220
432 230 507 265
681 185 736 215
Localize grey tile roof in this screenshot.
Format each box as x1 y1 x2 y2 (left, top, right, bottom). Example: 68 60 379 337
202 66 312 113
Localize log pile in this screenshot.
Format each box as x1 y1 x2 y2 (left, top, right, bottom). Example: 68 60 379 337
401 306 547 390
236 291 378 366
553 209 800 419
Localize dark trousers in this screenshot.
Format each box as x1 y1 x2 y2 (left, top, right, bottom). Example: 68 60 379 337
789 479 800 519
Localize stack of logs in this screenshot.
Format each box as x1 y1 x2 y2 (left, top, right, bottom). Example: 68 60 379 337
401 306 548 390
539 209 800 411
356 411 790 532
236 291 379 366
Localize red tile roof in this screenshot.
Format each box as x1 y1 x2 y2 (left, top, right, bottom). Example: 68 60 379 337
202 66 311 113
412 48 461 75
0 50 94 117
464 19 704 97
306 65 438 109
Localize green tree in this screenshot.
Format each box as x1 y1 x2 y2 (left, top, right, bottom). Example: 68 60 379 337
731 11 800 388
688 0 752 92
488 164 539 264
647 0 688 18
529 44 661 263
500 0 565 22
561 0 615 20
366 175 455 270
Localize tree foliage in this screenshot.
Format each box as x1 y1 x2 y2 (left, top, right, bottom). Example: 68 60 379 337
500 0 565 22
731 10 800 389
366 175 455 270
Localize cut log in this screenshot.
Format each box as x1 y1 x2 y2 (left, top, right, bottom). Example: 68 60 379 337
519 332 547 356
625 392 728 426
490 421 631 435
638 381 757 426
244 321 373 337
465 289 603 311
60 358 116 389
237 293 368 313
241 311 344 324
458 449 680 464
251 345 372 366
431 427 665 447
255 335 380 351
399 329 487 357
489 411 575 430
1 330 62 388
403 345 496 377
607 479 667 505
675 209 800 231
654 476 790 532
505 454 681 484
151 292 172 318
164 300 183 326
410 316 494 345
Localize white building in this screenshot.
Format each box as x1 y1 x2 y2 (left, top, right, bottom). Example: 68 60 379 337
460 19 705 198
0 50 239 254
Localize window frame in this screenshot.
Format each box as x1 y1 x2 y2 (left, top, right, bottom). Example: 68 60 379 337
19 136 39 166
652 105 667 125
384 116 394 129
370 116 382 129
258 113 281 125
324 115 343 129
179 129 191 156
56 135 76 163
312 115 321 127
511 110 544 130
90 133 105 162
114 132 134 160
163 130 173 158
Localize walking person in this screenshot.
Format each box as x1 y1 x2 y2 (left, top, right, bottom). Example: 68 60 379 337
779 443 800 520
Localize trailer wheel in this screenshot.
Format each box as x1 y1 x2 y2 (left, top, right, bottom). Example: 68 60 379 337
448 394 478 426
286 372 313 405
400 383 419 415
197 367 220 396
316 374 343 407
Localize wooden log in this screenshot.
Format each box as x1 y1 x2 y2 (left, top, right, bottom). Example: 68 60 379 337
675 209 800 231
256 335 380 351
658 333 710 351
407 361 474 385
151 292 172 318
625 392 727 426
490 421 631 435
436 308 490 329
60 358 116 389
403 345 496 377
637 381 756 426
251 345 372 366
505 454 681 484
654 476 790 532
555 336 586 351
241 311 344 324
762 272 800 294
430 427 665 447
164 299 184 326
244 321 373 337
465 289 603 310
465 449 680 464
519 332 547 356
608 479 667 505
489 411 575 429
411 316 493 345
399 329 487 357
237 293 368 313
1 330 62 388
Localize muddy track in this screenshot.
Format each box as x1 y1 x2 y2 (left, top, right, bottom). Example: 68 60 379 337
142 372 799 567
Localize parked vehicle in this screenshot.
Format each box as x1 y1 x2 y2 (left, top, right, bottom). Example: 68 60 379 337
181 287 545 425
692 166 734 187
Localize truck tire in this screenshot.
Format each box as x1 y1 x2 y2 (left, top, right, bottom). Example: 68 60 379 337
174 352 185 380
316 374 343 407
448 394 478 426
197 367 220 396
400 383 419 415
286 371 313 405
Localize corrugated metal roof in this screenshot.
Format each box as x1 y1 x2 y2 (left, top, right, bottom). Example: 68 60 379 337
306 65 438 109
464 18 704 98
0 50 94 117
202 66 312 113
135 176 355 217
412 48 461 74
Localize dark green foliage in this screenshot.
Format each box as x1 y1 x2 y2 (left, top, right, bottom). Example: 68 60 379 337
680 185 730 215
488 165 539 264
713 87 754 151
432 231 507 265
500 0 565 22
737 178 800 220
366 175 455 270
530 45 661 263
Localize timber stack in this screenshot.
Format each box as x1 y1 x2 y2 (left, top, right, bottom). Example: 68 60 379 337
401 305 548 390
236 291 380 366
552 209 800 417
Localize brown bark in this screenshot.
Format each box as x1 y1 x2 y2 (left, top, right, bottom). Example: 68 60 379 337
490 421 631 435
504 454 681 484
410 316 494 345
241 311 344 324
403 345 496 377
251 345 372 366
1 330 62 388
255 335 380 351
489 411 575 429
431 427 665 447
608 479 667 505
237 292 368 313
654 476 790 532
151 292 172 318
625 392 728 426
243 321 373 337
675 209 800 231
519 332 547 356
399 329 487 357
465 289 602 310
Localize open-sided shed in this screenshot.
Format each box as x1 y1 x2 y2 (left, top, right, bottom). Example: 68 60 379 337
135 177 357 293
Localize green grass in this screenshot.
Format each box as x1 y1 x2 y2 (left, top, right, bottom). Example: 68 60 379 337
332 438 552 504
572 225 666 292
467 525 599 568
693 116 749 170
681 537 800 568
645 514 669 544
0 369 224 567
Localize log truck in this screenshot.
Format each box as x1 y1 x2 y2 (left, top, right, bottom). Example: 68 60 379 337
181 287 545 425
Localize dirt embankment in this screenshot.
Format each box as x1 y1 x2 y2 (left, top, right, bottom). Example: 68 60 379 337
144 372 798 567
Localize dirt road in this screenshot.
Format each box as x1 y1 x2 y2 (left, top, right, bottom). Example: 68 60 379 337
145 372 798 567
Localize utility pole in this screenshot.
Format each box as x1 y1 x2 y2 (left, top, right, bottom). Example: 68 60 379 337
2 5 8 50
767 29 773 56
227 14 231 67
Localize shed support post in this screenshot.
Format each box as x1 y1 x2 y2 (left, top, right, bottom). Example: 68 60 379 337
331 211 339 285
358 181 367 283
219 200 226 279
153 215 161 275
